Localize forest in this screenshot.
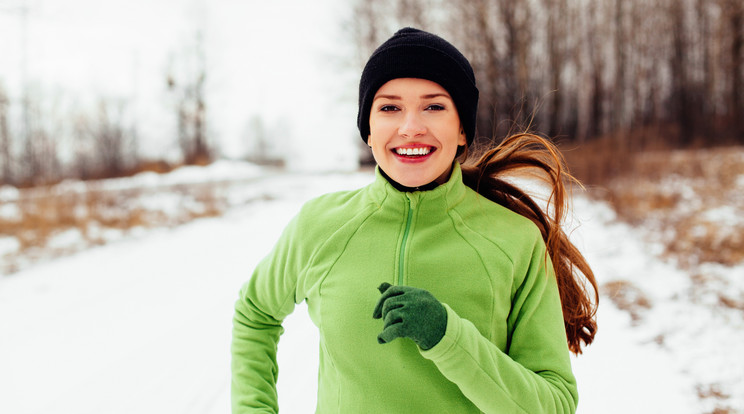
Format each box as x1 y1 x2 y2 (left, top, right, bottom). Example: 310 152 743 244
350 0 744 182
0 0 742 187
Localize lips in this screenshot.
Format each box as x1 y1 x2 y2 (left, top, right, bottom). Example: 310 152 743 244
392 145 435 158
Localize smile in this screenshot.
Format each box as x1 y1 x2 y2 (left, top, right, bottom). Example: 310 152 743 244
394 146 434 156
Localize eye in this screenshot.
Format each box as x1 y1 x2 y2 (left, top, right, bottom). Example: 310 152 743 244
378 105 400 112
426 104 446 111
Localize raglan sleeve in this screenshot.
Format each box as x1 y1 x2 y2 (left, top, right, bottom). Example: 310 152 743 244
230 212 307 414
420 233 579 414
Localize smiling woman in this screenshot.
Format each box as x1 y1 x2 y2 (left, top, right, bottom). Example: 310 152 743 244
231 27 598 414
367 78 466 188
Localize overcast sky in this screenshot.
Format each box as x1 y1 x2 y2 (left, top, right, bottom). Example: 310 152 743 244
0 0 362 171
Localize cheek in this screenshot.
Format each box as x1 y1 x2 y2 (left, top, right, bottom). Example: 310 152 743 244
369 116 391 136
367 137 387 159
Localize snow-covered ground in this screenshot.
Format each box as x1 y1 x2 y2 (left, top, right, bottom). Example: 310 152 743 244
1 163 742 413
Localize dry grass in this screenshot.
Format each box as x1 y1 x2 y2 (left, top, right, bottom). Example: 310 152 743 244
0 181 229 275
601 280 652 324
707 409 735 414
566 142 744 268
697 384 735 414
607 147 744 267
566 140 744 412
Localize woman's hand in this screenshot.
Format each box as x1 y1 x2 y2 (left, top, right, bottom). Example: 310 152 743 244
372 283 447 350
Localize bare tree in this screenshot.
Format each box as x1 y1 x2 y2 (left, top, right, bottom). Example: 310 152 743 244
452 0 500 138
544 0 570 137
395 0 428 29
723 0 744 136
18 93 61 186
167 30 212 166
350 0 744 149
0 84 12 185
68 99 138 180
612 0 628 133
72 112 94 181
585 0 610 140
495 0 533 134
350 0 383 64
94 101 133 177
243 115 284 166
668 0 695 144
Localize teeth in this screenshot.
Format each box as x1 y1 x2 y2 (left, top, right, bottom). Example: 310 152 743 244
396 147 431 156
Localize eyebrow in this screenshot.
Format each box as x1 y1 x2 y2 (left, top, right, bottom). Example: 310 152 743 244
373 93 452 101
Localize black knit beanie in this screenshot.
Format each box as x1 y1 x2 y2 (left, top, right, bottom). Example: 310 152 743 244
357 27 479 146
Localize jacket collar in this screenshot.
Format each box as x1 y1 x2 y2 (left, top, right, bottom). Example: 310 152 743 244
378 168 440 192
368 162 468 211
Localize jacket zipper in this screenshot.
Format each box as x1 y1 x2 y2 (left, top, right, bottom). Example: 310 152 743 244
398 196 413 286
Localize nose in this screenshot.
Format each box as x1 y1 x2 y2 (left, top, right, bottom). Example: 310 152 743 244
398 111 427 138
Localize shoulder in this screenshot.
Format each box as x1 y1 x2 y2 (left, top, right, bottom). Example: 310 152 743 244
452 188 550 292
298 186 368 218
454 186 544 259
292 185 377 234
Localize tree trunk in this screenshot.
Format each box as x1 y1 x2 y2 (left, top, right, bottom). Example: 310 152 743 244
729 0 743 138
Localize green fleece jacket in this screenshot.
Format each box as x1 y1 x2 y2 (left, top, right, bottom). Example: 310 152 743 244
231 163 578 413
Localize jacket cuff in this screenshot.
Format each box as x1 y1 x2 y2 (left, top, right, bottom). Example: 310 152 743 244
419 303 461 360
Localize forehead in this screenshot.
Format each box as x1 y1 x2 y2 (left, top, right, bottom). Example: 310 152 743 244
375 78 451 98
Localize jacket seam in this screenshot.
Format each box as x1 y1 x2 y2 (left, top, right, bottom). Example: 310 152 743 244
272 197 381 317
446 208 498 341
287 200 383 409
451 201 518 268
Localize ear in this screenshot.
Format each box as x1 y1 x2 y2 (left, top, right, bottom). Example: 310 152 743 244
367 135 373 147
458 127 466 146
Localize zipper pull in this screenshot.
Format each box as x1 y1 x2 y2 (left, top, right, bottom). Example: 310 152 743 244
406 192 419 210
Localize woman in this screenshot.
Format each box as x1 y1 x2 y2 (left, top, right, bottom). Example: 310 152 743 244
232 27 598 413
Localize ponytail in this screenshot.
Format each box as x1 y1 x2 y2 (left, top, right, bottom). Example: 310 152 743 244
460 133 598 354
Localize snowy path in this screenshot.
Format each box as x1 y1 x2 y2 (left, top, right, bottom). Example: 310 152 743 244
1 172 740 413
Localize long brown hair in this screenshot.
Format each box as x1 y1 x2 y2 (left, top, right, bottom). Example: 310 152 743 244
460 132 598 354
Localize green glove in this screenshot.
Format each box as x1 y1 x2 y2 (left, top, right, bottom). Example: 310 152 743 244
372 282 447 350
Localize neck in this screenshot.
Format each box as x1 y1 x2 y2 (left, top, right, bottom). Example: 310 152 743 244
378 168 440 192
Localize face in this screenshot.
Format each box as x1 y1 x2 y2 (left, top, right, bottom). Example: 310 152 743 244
368 78 466 188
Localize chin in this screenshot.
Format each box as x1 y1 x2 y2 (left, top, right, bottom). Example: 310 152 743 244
394 173 437 188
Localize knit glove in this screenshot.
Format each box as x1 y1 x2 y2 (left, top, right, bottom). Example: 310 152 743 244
372 282 447 350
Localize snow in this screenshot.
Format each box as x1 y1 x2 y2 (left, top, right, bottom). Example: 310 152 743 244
1 163 743 413
569 195 744 413
702 205 743 227
0 236 20 256
0 197 21 222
